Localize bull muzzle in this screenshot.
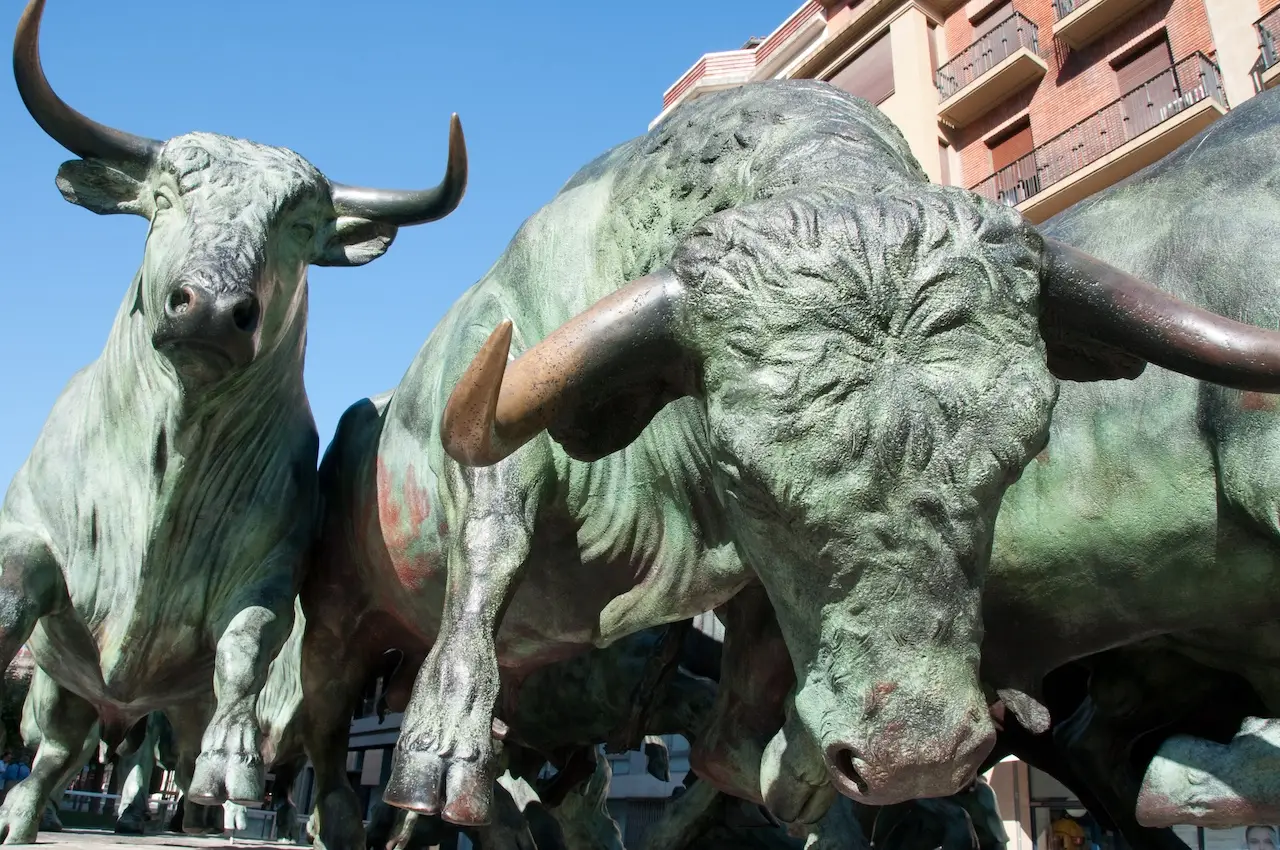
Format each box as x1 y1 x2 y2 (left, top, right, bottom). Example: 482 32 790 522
152 283 259 378
823 715 994 805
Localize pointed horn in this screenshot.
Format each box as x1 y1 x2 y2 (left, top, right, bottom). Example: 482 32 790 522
1043 237 1280 391
330 114 468 228
13 0 159 163
441 270 688 467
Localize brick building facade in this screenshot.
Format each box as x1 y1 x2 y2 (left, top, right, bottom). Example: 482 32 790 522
656 0 1279 222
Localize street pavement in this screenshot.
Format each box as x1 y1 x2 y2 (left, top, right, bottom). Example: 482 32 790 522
15 829 294 848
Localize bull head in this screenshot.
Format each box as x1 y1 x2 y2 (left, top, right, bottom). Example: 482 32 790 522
443 238 1280 467
439 187 1280 813
14 0 467 385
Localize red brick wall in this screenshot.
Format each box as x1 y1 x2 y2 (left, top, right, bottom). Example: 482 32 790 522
941 0 1216 188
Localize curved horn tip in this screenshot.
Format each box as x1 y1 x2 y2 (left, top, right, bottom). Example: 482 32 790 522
328 111 468 227
441 321 514 467
447 112 468 190
13 0 159 163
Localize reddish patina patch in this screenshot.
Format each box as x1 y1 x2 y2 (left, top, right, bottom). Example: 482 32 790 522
1241 391 1279 411
376 458 443 592
863 681 897 719
1034 448 1051 464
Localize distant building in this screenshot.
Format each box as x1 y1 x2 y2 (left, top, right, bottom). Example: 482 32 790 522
654 0 1276 223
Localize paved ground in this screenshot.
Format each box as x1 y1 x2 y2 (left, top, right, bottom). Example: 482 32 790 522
15 830 294 848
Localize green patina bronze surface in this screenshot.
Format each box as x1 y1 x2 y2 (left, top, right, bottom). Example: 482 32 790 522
1 1 464 844
306 75 1280 843
307 78 1060 842
977 85 1280 828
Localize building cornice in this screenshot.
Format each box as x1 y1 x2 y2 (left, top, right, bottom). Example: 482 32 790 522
794 0 951 79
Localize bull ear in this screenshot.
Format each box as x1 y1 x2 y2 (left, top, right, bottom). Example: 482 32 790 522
313 216 398 267
55 159 151 217
1038 301 1148 383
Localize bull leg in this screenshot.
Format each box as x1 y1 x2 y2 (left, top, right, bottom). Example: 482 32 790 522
300 612 374 850
545 751 625 850
166 701 224 835
35 703 100 835
0 535 63 673
465 779 538 850
271 757 304 843
634 779 725 850
17 677 100 835
114 714 158 834
0 673 97 844
1052 698 1192 850
189 581 296 806
385 473 534 827
689 584 794 806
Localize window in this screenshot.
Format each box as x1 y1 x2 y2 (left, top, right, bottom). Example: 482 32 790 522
985 118 1039 204
939 139 952 184
828 32 895 104
1114 34 1176 139
989 118 1035 171
1114 34 1173 94
973 1 1015 36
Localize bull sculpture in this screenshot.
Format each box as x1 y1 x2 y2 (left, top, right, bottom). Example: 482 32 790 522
977 82 1280 830
721 84 1280 837
304 77 1280 846
0 0 465 842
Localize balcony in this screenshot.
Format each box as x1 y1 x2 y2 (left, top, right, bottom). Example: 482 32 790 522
970 53 1228 223
1251 6 1280 92
1052 0 1154 50
937 13 1048 128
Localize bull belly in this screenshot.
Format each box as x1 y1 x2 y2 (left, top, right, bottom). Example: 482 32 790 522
981 509 1280 684
27 614 211 712
493 551 744 670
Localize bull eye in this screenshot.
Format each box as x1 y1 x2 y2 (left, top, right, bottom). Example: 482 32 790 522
153 191 172 212
291 221 315 242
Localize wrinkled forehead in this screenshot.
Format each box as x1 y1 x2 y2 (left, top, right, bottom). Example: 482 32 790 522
156 132 325 216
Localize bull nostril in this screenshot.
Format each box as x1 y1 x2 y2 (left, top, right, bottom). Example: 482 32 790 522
166 286 196 317
829 746 869 795
231 296 260 334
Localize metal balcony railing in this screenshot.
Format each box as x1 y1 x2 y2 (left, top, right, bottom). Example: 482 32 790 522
936 12 1041 100
970 52 1226 207
1251 6 1280 91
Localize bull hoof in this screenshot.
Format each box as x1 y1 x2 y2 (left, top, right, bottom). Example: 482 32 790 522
114 809 146 835
225 802 248 833
181 799 225 836
189 749 265 806
385 746 495 827
0 780 47 844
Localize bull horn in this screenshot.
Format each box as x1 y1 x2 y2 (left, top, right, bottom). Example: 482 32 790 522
441 270 687 466
330 114 468 227
13 0 160 163
1043 238 1280 391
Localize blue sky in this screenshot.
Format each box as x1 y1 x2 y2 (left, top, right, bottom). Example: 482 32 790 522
1 0 791 487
